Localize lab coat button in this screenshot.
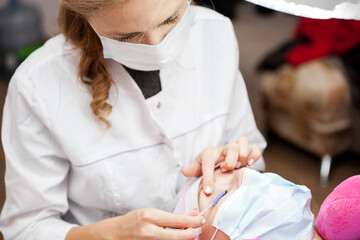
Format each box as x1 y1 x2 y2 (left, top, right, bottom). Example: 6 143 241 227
157 102 161 109
176 162 181 169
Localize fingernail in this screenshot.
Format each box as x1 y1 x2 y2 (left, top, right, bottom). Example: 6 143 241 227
202 218 207 225
220 168 228 173
248 159 254 166
235 161 242 169
204 186 212 195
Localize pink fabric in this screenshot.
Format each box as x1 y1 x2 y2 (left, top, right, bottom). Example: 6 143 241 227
316 175 360 240
172 178 197 215
172 178 201 240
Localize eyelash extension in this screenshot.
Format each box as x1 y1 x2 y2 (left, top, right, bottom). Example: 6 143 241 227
164 15 180 25
114 33 138 42
114 33 142 42
115 36 134 42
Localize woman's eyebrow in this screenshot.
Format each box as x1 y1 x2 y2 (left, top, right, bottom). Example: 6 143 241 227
110 4 183 37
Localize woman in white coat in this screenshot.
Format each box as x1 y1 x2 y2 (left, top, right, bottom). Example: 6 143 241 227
0 0 266 239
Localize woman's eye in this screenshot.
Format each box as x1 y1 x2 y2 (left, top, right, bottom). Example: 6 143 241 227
113 33 141 42
114 36 134 42
164 16 180 25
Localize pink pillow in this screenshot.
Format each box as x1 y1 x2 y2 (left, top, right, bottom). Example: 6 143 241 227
316 175 360 240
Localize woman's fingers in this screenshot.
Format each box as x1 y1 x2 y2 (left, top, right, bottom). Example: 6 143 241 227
182 139 263 197
186 208 199 216
220 143 240 172
148 208 205 229
220 140 262 171
237 137 250 166
93 208 205 240
181 158 202 178
247 144 262 166
157 227 197 240
182 146 224 195
132 208 205 240
225 138 262 168
136 219 197 240
200 147 220 196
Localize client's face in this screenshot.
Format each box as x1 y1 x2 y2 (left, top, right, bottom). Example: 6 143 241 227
198 168 247 240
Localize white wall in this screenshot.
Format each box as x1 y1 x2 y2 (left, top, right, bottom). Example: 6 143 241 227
0 0 60 37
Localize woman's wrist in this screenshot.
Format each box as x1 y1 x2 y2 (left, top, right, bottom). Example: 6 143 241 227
65 219 116 240
66 225 96 240
66 215 128 240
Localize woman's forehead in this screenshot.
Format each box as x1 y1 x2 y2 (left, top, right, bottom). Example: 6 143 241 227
90 0 185 34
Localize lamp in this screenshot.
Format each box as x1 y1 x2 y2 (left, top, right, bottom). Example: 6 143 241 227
245 0 360 19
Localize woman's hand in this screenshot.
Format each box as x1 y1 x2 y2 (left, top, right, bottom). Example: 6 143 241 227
182 137 262 196
66 208 206 240
312 230 324 240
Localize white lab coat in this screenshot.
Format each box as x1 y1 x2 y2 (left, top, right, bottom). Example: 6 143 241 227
0 6 266 240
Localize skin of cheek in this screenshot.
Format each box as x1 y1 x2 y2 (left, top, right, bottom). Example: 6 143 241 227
198 169 246 240
198 198 230 240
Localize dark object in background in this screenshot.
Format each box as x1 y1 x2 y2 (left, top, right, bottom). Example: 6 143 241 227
255 6 275 15
341 45 360 108
0 0 43 81
211 0 237 19
194 0 274 18
257 36 310 71
258 18 360 71
194 0 238 19
341 45 360 154
285 18 360 66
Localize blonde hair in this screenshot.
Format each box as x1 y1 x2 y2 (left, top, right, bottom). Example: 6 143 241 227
58 0 125 127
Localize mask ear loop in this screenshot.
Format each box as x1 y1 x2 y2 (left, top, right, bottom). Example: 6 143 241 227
210 228 219 240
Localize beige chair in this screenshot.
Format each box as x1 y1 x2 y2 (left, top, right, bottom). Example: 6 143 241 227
261 58 353 186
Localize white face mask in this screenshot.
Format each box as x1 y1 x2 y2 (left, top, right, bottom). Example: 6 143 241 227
95 1 193 71
211 169 314 240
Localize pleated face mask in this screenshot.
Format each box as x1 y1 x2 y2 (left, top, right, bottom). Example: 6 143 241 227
95 0 194 71
211 169 314 240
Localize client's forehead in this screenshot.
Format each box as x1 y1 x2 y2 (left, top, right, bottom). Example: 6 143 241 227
198 167 247 190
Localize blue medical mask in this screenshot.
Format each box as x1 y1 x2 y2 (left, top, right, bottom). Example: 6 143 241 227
211 169 314 240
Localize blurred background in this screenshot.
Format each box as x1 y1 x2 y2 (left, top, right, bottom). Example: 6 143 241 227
0 0 359 239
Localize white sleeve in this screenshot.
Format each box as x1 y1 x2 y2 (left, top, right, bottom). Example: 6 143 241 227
220 20 267 172
0 73 77 240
